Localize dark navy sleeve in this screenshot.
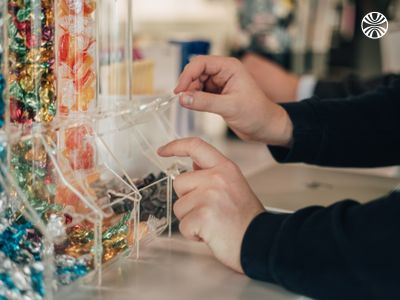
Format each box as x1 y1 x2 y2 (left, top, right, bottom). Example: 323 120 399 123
240 77 400 299
241 190 400 300
269 77 400 167
314 74 399 99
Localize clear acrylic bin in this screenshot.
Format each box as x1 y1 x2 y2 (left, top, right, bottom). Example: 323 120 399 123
7 125 141 292
56 0 97 116
2 0 190 296
98 96 190 249
6 0 57 126
0 138 54 299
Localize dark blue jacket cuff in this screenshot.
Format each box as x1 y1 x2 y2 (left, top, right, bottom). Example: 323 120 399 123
268 99 323 164
240 211 290 283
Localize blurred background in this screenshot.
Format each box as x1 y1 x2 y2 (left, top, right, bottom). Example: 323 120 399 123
119 0 400 179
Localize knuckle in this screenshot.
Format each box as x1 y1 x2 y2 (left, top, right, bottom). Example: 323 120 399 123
226 57 241 69
211 172 228 189
223 159 240 174
189 137 204 150
228 57 241 65
197 206 213 222
204 188 219 200
191 55 205 64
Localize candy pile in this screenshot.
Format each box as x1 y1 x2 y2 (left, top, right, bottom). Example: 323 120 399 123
7 0 56 124
111 172 178 224
57 0 96 114
54 172 136 264
0 211 91 298
10 137 55 205
55 254 89 286
0 214 45 299
135 172 174 222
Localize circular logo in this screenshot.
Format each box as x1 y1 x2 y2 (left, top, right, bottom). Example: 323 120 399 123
361 12 388 39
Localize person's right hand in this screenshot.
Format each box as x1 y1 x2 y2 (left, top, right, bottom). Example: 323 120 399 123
174 55 293 146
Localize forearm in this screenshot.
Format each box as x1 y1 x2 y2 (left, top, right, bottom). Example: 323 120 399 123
269 78 400 167
314 74 400 99
241 190 400 300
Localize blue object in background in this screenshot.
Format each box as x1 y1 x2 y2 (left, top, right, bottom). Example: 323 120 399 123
169 40 210 136
170 40 211 72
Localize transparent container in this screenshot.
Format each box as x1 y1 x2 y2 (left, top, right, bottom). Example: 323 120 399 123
99 118 173 253
56 0 97 116
97 0 132 115
7 125 140 291
98 96 190 249
0 146 55 299
6 0 57 126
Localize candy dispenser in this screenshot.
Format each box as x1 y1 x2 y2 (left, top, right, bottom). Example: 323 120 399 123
7 126 141 291
6 0 57 126
44 124 141 285
0 148 55 299
98 120 173 253
97 0 132 114
55 122 144 281
97 95 190 252
56 0 97 116
7 132 98 289
1 4 55 296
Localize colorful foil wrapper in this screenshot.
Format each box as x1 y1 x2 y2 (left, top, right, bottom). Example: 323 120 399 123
7 0 57 124
0 212 46 299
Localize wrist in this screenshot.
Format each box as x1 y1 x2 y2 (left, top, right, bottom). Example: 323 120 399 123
263 104 293 147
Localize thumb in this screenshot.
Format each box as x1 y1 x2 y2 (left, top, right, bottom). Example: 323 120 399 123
179 91 230 116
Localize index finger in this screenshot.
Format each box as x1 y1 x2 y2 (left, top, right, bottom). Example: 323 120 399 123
174 55 238 94
157 137 228 169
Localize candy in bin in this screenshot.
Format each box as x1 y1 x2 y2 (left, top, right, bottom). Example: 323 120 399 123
0 155 55 299
7 0 57 125
57 0 97 115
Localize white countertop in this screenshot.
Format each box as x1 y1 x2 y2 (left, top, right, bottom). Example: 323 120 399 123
62 236 307 300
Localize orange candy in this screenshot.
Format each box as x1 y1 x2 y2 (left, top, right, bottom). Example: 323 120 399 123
74 69 95 91
65 125 92 150
55 184 91 214
83 0 96 15
60 0 96 16
64 126 95 170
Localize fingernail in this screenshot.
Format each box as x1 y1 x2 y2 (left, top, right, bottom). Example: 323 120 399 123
182 94 194 106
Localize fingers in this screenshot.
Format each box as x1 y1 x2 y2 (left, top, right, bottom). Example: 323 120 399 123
157 138 228 169
173 189 202 220
179 211 202 241
178 207 212 242
174 56 240 93
173 169 210 197
179 91 231 116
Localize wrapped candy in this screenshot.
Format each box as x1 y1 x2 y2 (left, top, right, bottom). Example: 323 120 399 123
63 125 95 170
57 0 97 115
7 0 57 125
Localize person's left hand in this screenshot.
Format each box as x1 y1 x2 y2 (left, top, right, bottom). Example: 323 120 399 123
158 137 265 273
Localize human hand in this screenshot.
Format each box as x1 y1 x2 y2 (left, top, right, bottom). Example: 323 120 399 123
242 53 299 103
175 55 293 146
158 137 265 273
